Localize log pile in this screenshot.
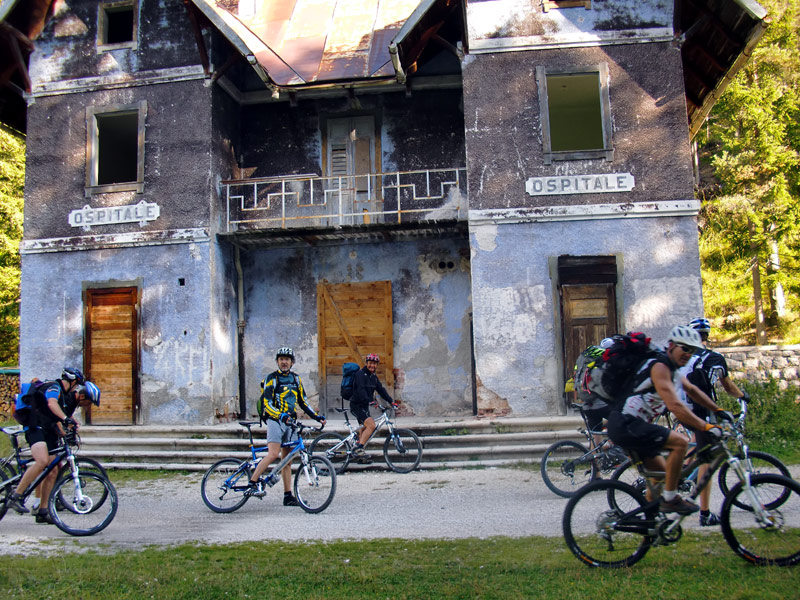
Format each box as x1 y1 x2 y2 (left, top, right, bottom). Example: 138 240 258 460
0 373 20 419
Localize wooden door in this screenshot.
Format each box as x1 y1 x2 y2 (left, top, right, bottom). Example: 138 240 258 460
560 283 617 389
326 116 378 224
317 281 393 417
84 287 138 424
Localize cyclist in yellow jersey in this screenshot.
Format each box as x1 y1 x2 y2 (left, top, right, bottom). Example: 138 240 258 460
248 347 325 506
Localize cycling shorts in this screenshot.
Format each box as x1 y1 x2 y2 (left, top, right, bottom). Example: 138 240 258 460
584 404 611 433
266 419 296 446
25 426 59 453
349 403 372 425
607 411 670 459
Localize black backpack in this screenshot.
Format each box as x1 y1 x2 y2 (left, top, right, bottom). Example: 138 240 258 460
13 379 54 426
585 332 661 408
340 362 360 400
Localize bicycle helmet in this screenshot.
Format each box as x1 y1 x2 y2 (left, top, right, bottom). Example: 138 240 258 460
62 367 85 385
365 353 380 363
276 347 295 362
687 317 711 333
668 325 703 349
83 381 101 406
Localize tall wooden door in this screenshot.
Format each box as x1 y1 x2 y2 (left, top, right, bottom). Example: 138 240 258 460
84 287 139 424
326 116 379 224
558 255 619 399
317 281 393 417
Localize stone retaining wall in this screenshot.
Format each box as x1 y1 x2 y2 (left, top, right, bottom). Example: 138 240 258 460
716 345 800 391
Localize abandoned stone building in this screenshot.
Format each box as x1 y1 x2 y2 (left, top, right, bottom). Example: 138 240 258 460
0 0 767 424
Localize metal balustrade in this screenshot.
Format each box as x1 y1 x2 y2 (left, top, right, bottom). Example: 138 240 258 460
223 167 467 232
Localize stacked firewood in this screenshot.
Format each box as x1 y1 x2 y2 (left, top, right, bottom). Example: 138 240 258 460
0 373 20 419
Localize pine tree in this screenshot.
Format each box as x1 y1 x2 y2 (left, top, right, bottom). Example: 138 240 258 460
0 128 24 365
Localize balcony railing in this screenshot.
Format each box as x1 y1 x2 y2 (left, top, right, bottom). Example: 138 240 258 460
222 167 468 232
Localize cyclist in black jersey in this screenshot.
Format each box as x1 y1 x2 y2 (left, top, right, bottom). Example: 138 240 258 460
350 353 397 464
607 326 732 515
680 317 750 526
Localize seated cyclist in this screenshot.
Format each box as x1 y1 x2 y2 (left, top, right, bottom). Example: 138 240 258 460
248 347 325 506
350 353 397 465
607 326 732 515
5 368 100 524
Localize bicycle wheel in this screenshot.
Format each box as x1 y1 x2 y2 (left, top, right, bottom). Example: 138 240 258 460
563 479 654 568
56 458 110 514
0 461 18 522
383 428 422 473
49 472 118 536
718 450 791 510
540 440 597 498
309 432 351 474
607 459 649 513
720 473 800 566
293 455 336 514
201 458 251 513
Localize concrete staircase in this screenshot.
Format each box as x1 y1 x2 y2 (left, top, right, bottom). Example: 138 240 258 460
74 415 585 471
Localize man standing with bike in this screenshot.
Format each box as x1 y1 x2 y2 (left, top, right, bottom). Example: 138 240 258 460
350 353 397 465
249 347 325 506
607 326 733 515
5 368 100 523
681 317 750 526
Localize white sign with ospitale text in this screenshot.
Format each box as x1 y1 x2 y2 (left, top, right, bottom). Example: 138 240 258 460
69 200 160 228
525 173 634 196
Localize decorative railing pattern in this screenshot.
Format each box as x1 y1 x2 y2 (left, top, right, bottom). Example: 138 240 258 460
222 167 468 232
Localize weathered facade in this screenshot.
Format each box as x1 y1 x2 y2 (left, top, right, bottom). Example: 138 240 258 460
6 0 767 424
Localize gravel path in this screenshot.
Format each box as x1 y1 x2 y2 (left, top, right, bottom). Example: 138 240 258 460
2 464 798 556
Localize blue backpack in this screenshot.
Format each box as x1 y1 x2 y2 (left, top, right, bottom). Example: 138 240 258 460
13 379 53 426
340 363 360 400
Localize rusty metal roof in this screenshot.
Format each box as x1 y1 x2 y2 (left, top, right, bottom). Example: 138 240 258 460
190 0 424 86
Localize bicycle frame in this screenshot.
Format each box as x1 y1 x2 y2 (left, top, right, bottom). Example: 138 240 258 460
623 423 775 541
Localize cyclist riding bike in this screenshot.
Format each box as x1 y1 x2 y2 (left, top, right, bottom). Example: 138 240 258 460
248 347 325 506
606 326 733 515
350 353 398 465
680 316 750 526
5 368 101 523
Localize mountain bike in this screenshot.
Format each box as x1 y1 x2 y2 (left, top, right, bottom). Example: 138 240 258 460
309 403 422 474
0 425 108 512
540 403 627 497
562 420 800 568
201 419 336 514
611 396 790 505
0 425 117 536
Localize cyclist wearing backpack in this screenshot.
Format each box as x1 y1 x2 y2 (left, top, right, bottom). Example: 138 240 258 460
5 368 101 523
606 326 733 515
248 347 325 506
680 317 750 526
350 353 397 464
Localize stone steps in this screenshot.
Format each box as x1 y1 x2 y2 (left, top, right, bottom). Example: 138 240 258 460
74 415 586 472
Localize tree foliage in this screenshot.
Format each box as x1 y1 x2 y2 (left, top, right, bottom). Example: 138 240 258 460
696 0 800 343
0 128 24 366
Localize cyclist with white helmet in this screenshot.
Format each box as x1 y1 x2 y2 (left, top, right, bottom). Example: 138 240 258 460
5 368 101 523
680 317 749 526
350 353 397 464
248 347 325 506
606 326 732 515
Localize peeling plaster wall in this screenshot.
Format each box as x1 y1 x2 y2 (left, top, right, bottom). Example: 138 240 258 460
240 238 473 418
462 42 693 211
32 0 198 84
469 214 703 416
19 241 225 425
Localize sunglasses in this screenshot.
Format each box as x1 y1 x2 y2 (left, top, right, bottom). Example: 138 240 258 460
677 344 696 353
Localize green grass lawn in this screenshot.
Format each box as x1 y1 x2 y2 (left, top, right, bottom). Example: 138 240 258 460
0 535 795 599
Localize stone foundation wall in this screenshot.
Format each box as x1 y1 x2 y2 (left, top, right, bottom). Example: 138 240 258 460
716 345 800 391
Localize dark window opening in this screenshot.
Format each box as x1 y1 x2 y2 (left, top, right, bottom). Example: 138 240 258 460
546 73 603 152
104 7 134 44
97 112 138 185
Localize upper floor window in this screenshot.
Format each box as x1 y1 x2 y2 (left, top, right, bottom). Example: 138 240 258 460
542 1 591 11
536 63 613 164
98 1 138 51
85 101 147 196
